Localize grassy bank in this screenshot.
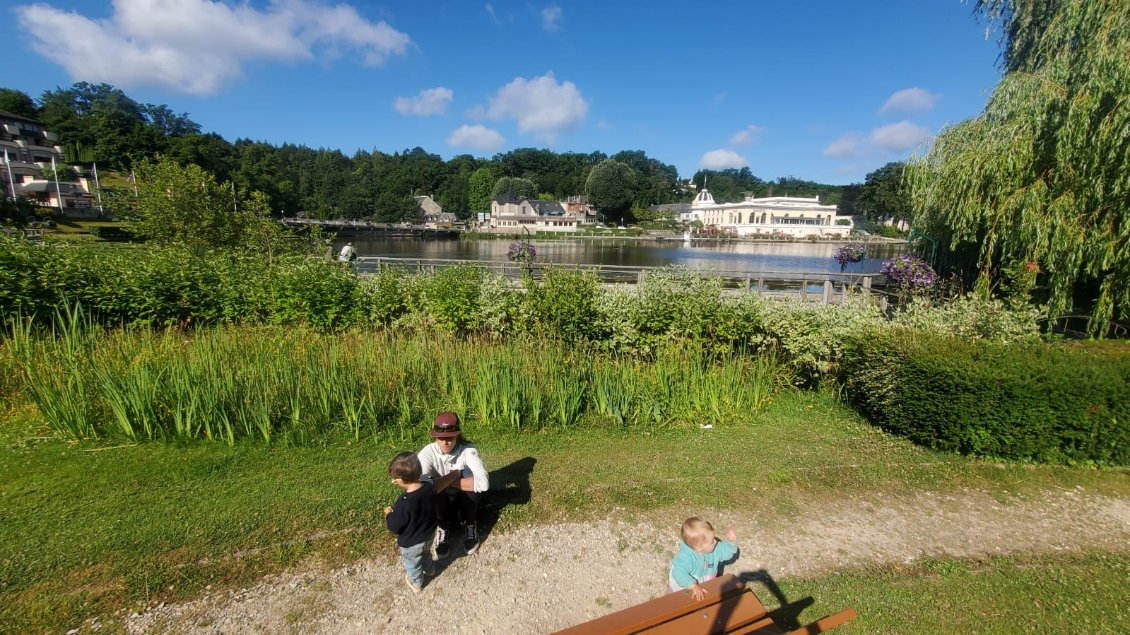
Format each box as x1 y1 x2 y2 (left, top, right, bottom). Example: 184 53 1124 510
771 552 1128 634
2 391 1127 632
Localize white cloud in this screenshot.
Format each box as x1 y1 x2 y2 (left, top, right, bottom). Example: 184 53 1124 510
878 87 941 116
15 0 412 95
485 3 498 23
447 125 505 152
729 125 763 147
541 6 562 32
870 121 930 153
823 134 863 158
699 149 748 170
478 72 588 143
394 87 454 117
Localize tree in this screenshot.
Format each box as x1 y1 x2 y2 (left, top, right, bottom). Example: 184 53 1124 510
112 155 278 251
491 176 537 200
0 197 35 228
585 159 638 223
905 0 1130 334
0 88 38 118
855 162 910 224
468 167 495 213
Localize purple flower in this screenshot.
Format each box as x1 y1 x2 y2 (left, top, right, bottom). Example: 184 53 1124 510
507 241 536 264
880 254 937 289
833 243 866 271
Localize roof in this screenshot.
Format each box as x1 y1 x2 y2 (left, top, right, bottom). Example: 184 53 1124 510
0 109 44 126
529 200 564 215
494 191 524 205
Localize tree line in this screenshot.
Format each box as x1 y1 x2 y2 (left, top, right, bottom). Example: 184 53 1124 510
1 83 857 224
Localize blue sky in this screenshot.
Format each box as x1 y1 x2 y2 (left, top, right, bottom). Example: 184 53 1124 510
3 1 1003 185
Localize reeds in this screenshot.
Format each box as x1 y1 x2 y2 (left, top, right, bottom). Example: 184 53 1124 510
4 310 785 444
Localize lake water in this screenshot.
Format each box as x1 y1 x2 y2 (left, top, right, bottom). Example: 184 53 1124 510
342 237 906 275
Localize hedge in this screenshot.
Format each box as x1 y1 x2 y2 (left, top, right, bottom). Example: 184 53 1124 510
842 331 1130 465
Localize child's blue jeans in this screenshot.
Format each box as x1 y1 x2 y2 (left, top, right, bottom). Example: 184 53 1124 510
399 540 433 586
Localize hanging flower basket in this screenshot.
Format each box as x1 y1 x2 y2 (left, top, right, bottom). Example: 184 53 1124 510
833 243 866 272
507 241 537 264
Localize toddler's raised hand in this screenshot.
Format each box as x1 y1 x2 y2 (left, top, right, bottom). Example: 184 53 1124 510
725 527 737 542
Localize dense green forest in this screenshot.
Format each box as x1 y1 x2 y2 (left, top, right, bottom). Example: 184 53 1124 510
1 83 852 223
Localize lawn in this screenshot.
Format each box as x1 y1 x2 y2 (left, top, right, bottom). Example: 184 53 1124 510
1 391 1127 633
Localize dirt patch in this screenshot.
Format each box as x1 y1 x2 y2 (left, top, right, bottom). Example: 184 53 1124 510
124 486 1129 634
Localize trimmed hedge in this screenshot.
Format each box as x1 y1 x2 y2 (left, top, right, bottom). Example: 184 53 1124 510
842 331 1130 465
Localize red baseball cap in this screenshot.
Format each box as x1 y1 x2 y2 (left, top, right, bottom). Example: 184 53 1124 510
431 411 461 438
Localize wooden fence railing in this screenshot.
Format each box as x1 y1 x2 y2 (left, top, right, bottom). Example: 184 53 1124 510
353 256 888 305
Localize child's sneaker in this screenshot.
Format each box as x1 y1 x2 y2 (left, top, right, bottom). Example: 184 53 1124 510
463 523 479 555
432 526 450 560
405 573 423 593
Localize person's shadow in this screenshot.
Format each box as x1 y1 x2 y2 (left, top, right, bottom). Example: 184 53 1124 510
737 568 816 630
429 457 535 581
477 456 536 544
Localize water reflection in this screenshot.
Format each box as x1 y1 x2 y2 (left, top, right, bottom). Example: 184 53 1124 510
344 237 906 275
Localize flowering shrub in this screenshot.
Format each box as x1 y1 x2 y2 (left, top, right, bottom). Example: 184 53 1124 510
881 254 937 289
507 241 537 264
833 243 865 271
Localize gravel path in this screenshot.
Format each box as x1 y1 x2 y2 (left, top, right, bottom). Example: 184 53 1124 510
125 486 1129 634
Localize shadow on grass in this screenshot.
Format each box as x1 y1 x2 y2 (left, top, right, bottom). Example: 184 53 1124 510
479 456 537 542
737 568 816 631
433 456 536 577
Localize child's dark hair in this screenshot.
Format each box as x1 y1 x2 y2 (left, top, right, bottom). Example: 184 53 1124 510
388 451 422 483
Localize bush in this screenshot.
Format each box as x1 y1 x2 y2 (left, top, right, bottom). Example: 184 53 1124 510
408 265 492 335
891 293 1043 344
0 241 363 329
521 267 604 343
842 332 1130 465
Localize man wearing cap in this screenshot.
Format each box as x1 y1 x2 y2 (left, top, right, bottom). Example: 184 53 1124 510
418 411 490 558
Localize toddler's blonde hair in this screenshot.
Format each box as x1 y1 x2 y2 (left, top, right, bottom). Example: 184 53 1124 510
681 517 715 550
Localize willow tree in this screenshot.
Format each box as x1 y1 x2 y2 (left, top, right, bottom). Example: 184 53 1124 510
905 0 1129 334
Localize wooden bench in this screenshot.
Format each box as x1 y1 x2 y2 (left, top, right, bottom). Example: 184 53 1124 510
551 574 857 635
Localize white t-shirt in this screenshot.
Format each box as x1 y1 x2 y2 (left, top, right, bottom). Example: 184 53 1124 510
417 441 489 493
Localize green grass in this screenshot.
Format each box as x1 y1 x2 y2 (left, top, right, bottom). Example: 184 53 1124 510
762 552 1129 634
1 391 1127 633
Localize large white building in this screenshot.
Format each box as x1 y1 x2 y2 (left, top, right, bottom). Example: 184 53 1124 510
681 189 852 238
1 108 97 212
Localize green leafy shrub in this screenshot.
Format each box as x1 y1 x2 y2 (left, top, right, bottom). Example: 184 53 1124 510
409 265 490 335
260 257 361 330
521 267 604 343
842 331 1130 465
758 297 885 384
891 292 1043 343
359 267 411 326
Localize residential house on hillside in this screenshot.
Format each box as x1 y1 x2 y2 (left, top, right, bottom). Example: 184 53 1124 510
488 193 596 233
415 195 457 226
679 189 852 237
1 109 98 213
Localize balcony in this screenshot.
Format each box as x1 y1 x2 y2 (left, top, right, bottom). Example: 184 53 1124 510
2 124 19 135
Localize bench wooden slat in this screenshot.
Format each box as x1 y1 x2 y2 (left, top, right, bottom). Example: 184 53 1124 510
644 590 777 634
551 575 754 635
714 616 786 635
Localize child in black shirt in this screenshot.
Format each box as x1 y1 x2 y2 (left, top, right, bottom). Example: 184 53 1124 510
384 452 437 592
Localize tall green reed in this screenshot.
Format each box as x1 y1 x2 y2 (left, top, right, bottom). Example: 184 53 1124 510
4 318 785 444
